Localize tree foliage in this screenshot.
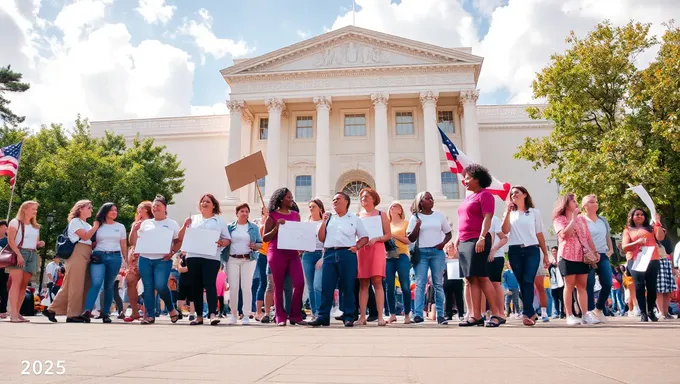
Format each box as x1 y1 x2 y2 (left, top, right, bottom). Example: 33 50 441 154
0 116 185 244
0 65 30 126
516 20 680 242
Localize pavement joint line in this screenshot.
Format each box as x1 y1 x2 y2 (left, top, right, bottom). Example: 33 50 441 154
107 351 205 379
253 354 305 383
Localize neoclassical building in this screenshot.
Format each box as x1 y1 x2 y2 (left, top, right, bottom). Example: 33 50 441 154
92 26 557 239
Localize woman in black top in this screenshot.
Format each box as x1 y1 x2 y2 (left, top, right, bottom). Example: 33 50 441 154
176 253 193 320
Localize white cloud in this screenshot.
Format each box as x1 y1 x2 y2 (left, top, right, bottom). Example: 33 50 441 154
190 102 228 116
330 0 680 104
296 30 309 39
178 8 250 64
135 0 176 25
1 0 196 127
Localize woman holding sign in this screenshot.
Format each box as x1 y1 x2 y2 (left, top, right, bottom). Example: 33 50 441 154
178 194 231 326
302 199 325 320
263 188 305 326
130 195 182 325
621 207 664 322
356 188 390 326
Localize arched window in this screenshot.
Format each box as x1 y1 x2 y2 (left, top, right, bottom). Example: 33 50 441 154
342 181 371 200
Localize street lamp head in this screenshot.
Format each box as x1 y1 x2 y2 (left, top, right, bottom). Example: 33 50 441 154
47 212 54 224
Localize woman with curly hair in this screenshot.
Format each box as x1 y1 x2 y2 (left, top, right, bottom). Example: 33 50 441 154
262 188 305 326
124 201 153 322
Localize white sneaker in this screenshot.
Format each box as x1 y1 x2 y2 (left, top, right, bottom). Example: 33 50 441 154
226 315 237 325
592 309 606 323
241 317 249 326
566 315 581 326
583 312 601 325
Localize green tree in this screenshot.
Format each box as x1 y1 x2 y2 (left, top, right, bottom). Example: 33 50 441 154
0 118 185 243
515 21 680 242
0 65 30 126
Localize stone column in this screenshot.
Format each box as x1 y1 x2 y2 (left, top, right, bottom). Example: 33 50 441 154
371 93 393 203
420 91 443 199
226 100 246 201
461 89 481 163
313 96 332 201
264 97 285 201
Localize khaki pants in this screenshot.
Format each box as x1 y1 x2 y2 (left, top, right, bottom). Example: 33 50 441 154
49 243 92 317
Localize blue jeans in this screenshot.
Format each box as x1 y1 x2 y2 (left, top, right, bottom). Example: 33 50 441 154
302 250 323 316
255 253 267 302
319 248 357 322
85 252 122 315
414 247 445 319
611 288 625 313
587 254 613 311
545 288 554 316
138 256 174 318
508 245 540 318
385 254 411 316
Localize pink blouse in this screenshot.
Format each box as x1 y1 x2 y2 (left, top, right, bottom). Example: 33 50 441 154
553 215 593 262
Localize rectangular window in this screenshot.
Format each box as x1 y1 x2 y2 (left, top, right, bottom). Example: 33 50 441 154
398 172 416 200
295 175 312 203
438 110 454 133
344 114 366 137
441 172 459 199
395 111 414 135
296 116 313 139
259 118 269 140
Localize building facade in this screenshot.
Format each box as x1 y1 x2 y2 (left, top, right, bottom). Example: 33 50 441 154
91 26 557 240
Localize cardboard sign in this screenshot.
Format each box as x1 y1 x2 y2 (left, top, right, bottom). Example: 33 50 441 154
225 151 268 192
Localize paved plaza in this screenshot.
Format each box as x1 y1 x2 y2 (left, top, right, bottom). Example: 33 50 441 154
1 315 679 384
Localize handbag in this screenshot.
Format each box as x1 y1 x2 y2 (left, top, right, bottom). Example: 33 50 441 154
56 226 77 259
410 213 421 266
0 222 24 269
574 220 598 266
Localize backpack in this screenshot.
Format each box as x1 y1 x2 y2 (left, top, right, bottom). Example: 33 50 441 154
55 227 77 259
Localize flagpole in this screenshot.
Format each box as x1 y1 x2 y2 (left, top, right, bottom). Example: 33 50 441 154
352 0 356 26
6 139 24 221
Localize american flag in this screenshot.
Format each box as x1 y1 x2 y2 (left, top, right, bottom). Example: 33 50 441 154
437 126 511 200
0 141 23 186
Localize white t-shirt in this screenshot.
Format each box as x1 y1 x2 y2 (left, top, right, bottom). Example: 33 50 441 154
137 218 180 260
68 218 93 245
406 211 451 248
229 224 252 256
94 222 126 252
45 261 60 282
324 212 369 248
9 219 39 249
311 220 324 251
506 209 545 247
490 216 506 259
585 216 608 254
186 215 231 261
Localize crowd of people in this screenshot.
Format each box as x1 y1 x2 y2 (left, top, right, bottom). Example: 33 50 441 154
1 164 679 327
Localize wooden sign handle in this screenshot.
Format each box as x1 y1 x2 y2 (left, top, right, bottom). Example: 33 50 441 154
255 182 266 210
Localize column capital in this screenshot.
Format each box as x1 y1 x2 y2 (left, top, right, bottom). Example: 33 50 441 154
313 96 332 111
370 93 389 108
226 100 246 114
265 97 285 113
419 91 439 107
461 89 480 104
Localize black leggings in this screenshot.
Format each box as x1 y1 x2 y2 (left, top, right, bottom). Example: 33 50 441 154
186 258 220 317
551 287 564 316
113 280 124 314
629 259 660 314
444 278 464 317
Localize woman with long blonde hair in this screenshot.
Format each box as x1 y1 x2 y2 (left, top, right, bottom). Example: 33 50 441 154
43 200 99 323
5 201 45 322
124 201 153 322
386 201 412 324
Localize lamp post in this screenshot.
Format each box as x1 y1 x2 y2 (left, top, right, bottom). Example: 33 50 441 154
38 212 55 294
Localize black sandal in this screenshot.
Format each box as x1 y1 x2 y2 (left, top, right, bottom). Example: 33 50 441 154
190 319 204 326
170 311 180 323
485 316 502 327
459 317 484 327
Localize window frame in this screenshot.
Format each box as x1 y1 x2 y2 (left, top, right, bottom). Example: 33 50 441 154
392 107 417 138
292 112 315 141
440 172 461 200
258 117 269 141
294 175 313 203
341 108 371 139
437 109 455 134
397 172 417 200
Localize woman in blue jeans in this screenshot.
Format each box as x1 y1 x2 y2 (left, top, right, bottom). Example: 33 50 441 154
386 201 411 324
407 191 452 325
82 203 127 323
582 195 614 324
302 199 325 320
130 195 182 324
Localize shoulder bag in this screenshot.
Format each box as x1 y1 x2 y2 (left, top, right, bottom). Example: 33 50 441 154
56 226 77 259
409 213 421 266
0 221 25 268
575 219 598 266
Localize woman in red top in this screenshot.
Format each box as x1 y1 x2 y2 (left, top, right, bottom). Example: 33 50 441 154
621 207 664 322
552 193 597 325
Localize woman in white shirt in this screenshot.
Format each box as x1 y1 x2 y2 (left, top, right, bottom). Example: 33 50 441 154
44 200 99 323
81 203 127 323
302 199 325 321
225 202 262 325
407 191 452 325
582 195 614 324
487 216 508 322
177 193 231 326
5 201 45 323
501 186 550 326
130 195 182 325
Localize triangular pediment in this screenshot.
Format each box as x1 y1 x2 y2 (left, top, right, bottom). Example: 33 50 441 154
221 26 483 78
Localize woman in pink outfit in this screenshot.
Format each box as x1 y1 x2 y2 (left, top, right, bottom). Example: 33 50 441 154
356 188 391 326
215 266 227 316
